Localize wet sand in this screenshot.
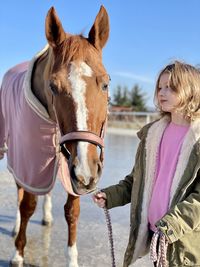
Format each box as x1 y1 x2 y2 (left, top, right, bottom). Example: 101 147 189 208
0 133 152 267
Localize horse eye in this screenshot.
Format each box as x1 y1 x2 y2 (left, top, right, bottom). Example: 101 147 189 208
102 75 111 91
102 83 109 91
49 81 58 95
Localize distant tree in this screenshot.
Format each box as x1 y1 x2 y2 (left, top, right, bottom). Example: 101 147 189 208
121 86 131 106
113 84 147 111
113 85 130 106
113 85 122 105
130 84 147 111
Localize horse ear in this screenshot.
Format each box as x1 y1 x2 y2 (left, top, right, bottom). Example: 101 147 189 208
45 7 66 48
88 5 109 50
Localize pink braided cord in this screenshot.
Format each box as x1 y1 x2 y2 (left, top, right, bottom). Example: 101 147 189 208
150 230 169 267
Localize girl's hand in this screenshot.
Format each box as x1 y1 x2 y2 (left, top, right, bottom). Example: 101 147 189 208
92 191 107 208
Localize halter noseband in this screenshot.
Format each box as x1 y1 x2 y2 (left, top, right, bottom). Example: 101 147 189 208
59 120 106 163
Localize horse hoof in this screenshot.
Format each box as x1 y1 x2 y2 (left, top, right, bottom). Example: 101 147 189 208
68 263 79 267
10 251 24 267
10 262 23 267
41 219 53 226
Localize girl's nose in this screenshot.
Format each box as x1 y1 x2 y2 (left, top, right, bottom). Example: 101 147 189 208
159 88 165 96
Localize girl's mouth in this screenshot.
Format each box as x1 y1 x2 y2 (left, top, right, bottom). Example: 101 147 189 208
160 99 167 104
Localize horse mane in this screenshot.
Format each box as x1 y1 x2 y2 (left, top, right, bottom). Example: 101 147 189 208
43 47 54 80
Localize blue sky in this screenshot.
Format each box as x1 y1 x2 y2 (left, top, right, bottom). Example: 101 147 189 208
1 1 200 108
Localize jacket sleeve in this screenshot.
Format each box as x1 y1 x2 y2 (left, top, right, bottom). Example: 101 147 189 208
156 175 200 243
102 123 151 210
102 168 134 209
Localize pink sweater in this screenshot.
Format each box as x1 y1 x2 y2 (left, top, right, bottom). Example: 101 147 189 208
148 122 189 231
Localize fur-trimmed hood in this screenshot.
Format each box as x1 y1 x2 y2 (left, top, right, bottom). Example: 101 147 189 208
130 116 200 264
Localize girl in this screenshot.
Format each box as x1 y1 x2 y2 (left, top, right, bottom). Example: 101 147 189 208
93 61 200 267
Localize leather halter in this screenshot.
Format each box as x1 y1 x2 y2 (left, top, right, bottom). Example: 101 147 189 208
59 120 107 163
51 94 107 163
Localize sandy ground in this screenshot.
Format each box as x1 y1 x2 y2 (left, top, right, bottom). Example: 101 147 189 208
0 131 152 267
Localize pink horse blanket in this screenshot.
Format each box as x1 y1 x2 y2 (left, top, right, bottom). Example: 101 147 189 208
0 49 77 196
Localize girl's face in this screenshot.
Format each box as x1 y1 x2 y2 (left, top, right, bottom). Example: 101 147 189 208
157 72 180 113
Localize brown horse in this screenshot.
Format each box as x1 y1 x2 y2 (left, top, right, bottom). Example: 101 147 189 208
0 6 109 267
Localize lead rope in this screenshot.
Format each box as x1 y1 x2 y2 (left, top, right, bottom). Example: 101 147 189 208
150 230 168 267
103 207 116 267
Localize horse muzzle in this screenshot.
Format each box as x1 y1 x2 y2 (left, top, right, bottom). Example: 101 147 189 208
70 171 100 195
69 155 103 195
59 130 105 195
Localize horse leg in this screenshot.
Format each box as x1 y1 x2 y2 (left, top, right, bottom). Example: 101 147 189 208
12 186 24 237
64 195 80 267
42 192 53 226
11 190 38 266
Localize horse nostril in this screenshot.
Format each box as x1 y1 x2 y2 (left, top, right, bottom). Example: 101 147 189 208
97 162 102 176
70 165 76 180
89 177 94 184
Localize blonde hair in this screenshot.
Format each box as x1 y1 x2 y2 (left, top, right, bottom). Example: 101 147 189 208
154 61 200 121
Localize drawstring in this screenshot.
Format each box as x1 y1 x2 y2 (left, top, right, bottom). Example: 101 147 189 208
150 230 168 267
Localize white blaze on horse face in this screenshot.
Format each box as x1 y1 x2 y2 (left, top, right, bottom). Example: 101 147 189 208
68 62 93 184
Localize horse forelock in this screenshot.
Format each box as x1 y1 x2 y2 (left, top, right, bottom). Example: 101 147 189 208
43 35 86 76
44 34 106 80
56 35 90 64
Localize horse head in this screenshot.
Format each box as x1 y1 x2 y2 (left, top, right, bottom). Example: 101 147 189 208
44 6 110 195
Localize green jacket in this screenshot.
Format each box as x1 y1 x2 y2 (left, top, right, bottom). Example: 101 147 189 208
103 116 200 267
